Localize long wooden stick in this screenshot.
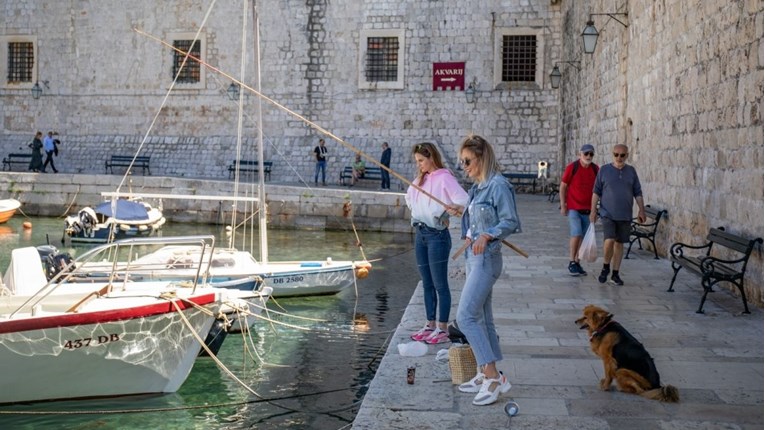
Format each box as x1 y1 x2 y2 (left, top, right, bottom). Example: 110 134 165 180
134 27 528 258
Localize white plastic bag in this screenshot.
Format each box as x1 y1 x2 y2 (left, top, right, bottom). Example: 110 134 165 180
578 223 598 263
397 341 427 357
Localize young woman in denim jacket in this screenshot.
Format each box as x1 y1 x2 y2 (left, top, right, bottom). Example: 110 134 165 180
405 142 469 345
455 134 521 406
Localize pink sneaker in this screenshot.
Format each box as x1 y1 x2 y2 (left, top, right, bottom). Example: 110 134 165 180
410 326 435 341
425 328 449 344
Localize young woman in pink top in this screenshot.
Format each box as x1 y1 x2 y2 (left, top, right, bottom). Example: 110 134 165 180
405 142 468 344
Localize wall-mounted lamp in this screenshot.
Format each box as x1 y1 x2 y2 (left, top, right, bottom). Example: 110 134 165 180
465 77 478 104
582 13 629 54
226 82 240 101
549 61 580 89
31 82 43 99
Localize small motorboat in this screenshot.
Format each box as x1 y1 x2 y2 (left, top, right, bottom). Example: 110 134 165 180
0 199 21 224
63 198 165 243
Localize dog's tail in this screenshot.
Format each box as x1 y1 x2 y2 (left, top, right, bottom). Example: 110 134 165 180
641 385 680 402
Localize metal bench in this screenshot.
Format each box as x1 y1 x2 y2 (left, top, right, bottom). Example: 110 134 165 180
340 166 382 186
625 205 667 259
502 172 537 193
228 160 272 181
2 153 32 171
669 227 762 314
105 155 151 175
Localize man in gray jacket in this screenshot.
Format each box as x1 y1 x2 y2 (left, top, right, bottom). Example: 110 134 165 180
589 144 645 286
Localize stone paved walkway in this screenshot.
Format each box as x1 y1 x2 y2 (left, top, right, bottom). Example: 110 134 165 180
353 193 764 430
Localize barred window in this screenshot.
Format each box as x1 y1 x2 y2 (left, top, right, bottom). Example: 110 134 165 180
7 42 34 83
172 40 201 83
365 37 399 82
502 35 537 82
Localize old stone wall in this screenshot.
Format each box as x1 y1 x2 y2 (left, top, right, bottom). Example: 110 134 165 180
558 0 763 305
1 0 562 183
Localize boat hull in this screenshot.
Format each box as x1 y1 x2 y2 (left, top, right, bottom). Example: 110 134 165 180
0 294 216 404
0 199 21 224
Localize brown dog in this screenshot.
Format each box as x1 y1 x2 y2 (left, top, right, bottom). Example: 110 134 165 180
575 305 679 402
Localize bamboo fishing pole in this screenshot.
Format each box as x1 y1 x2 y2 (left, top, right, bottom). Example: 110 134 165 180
133 28 528 258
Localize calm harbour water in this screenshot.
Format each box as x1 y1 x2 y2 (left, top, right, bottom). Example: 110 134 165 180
0 216 417 429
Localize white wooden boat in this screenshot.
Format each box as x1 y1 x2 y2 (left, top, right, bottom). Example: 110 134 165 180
0 236 273 403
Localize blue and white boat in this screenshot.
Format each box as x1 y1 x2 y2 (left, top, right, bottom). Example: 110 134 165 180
63 199 166 243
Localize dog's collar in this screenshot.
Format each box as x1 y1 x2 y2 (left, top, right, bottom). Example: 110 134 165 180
589 316 615 341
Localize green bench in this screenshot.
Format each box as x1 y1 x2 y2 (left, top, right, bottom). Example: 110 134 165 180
669 227 762 314
105 155 151 175
340 166 382 186
2 153 32 171
228 160 272 181
502 172 537 193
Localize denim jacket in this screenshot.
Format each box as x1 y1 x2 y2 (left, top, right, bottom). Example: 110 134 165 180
460 173 522 252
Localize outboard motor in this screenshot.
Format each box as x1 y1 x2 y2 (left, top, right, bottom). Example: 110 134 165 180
43 251 74 281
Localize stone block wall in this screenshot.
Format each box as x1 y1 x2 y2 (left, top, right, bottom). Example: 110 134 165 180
1 0 562 185
558 0 763 305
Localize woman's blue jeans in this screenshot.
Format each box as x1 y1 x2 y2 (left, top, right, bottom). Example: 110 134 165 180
456 249 503 366
414 225 452 323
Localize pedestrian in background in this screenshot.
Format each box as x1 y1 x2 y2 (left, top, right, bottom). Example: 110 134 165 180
42 131 58 173
28 131 43 172
559 144 599 276
405 142 468 345
590 143 645 286
455 134 521 406
313 138 327 186
350 153 366 186
380 141 392 190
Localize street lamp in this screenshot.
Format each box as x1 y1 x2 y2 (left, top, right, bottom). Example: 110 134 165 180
227 82 240 101
581 13 628 54
465 78 477 104
31 82 43 99
549 61 580 90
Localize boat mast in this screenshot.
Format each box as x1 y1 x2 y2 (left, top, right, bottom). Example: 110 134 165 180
253 0 268 263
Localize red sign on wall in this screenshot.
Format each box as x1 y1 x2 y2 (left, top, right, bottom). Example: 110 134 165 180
432 62 465 91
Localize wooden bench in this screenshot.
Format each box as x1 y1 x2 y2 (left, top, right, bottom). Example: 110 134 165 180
228 160 272 181
625 205 667 260
502 172 537 193
105 155 151 175
2 153 32 171
668 227 762 314
340 166 383 186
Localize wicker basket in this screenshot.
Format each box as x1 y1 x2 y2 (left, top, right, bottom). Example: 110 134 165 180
448 345 477 384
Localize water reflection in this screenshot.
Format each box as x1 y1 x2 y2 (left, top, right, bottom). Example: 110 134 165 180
0 217 416 429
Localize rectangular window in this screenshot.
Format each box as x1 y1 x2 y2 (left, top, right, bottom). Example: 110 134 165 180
7 41 34 83
358 29 404 90
365 37 399 82
172 39 201 83
502 35 537 82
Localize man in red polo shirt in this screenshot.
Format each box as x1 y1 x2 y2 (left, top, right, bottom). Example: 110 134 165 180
559 144 599 276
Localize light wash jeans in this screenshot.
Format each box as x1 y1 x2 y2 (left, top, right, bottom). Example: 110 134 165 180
414 224 452 323
456 248 503 366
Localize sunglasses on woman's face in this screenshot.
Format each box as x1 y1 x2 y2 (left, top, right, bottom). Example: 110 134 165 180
460 157 477 167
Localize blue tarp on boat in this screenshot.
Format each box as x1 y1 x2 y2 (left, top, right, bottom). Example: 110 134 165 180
94 200 149 221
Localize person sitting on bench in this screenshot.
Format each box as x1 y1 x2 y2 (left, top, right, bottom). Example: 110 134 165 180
351 154 366 186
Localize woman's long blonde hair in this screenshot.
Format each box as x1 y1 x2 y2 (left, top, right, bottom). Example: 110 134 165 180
411 142 445 186
459 134 500 183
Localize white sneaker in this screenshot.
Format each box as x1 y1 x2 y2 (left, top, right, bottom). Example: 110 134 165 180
472 372 511 406
458 372 485 393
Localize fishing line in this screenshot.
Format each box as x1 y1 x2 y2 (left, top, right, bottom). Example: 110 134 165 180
134 26 527 258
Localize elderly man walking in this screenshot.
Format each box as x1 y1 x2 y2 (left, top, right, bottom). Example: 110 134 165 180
589 144 645 286
560 144 599 276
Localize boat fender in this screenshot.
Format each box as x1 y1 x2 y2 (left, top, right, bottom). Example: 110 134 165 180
354 261 372 279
